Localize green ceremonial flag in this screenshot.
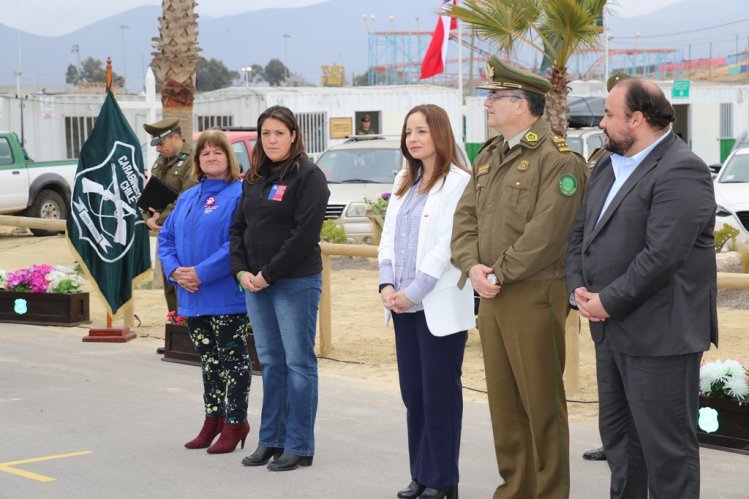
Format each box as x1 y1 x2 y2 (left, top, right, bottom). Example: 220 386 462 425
66 88 151 317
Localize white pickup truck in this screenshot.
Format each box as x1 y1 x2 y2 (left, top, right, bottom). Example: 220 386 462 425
0 131 77 235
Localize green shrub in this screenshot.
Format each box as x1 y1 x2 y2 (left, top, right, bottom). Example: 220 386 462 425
320 219 348 244
714 224 740 253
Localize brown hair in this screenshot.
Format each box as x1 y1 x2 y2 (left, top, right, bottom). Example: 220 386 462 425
396 104 469 197
191 130 241 182
248 105 306 183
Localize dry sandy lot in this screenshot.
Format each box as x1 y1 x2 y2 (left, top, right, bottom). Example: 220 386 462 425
1 227 748 422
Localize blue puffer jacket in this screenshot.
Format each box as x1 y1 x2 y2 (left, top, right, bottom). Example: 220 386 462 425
158 178 246 317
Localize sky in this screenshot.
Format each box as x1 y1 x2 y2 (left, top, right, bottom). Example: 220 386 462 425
4 0 685 37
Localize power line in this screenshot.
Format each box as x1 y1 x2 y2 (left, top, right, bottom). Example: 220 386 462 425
616 18 749 39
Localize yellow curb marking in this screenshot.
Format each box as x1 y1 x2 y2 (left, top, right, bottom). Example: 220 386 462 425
0 451 93 482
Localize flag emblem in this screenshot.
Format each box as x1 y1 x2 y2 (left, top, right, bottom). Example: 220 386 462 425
67 89 151 317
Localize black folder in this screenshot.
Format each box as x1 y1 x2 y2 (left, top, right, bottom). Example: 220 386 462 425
137 176 180 211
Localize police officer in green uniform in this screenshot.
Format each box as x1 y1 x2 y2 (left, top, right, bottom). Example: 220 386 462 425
142 118 196 317
451 56 587 499
356 114 375 135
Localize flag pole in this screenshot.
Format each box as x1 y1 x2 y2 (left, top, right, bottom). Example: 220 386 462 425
74 55 139 343
457 7 463 106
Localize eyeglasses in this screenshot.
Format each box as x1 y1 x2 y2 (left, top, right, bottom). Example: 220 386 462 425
485 92 520 102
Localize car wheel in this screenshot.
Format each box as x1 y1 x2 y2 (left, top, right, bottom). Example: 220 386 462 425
25 189 66 236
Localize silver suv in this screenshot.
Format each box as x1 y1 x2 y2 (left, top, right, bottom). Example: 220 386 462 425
317 135 403 244
317 135 469 244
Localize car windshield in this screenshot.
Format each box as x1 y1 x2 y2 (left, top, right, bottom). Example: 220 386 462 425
317 147 402 184
719 153 749 183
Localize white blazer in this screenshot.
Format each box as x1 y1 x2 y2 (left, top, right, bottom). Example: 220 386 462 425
378 165 475 336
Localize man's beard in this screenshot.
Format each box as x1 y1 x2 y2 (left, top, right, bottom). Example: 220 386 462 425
604 130 635 156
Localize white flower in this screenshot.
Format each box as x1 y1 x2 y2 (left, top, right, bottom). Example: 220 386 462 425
724 376 749 399
700 359 749 401
723 359 745 378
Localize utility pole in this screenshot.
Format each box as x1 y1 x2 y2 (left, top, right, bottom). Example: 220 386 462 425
283 34 291 71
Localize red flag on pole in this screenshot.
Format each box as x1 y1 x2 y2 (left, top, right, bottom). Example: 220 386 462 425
420 0 457 80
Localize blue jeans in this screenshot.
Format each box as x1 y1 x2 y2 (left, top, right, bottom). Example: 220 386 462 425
244 273 321 456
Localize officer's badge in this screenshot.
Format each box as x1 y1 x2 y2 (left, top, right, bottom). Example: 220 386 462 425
517 160 529 171
477 164 490 175
487 62 494 79
558 174 578 196
524 132 538 143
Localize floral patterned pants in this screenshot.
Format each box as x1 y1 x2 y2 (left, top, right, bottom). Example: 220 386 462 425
186 314 252 424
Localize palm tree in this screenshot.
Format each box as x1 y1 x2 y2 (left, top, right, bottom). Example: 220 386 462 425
449 0 607 136
151 0 202 146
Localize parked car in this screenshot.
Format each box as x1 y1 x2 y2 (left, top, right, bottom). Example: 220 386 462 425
316 134 469 244
0 131 77 236
714 146 749 246
566 127 606 161
192 126 256 175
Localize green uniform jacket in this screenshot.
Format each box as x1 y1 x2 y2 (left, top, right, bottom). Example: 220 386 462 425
145 142 197 225
451 119 588 286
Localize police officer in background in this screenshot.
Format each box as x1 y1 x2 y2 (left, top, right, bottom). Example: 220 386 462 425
357 114 375 135
143 118 196 319
451 56 587 499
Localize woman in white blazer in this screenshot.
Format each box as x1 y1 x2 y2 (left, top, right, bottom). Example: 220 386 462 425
378 104 475 499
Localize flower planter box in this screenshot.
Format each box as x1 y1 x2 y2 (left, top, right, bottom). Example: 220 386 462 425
163 323 262 374
0 290 90 326
697 396 749 455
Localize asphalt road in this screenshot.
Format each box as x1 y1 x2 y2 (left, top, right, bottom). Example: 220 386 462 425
1 324 747 498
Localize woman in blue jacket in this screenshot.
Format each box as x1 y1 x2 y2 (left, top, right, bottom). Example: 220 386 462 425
159 130 252 454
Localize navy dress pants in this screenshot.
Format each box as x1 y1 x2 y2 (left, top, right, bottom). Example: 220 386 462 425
392 310 467 489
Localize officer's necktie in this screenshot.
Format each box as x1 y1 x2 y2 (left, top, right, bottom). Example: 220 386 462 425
501 141 510 159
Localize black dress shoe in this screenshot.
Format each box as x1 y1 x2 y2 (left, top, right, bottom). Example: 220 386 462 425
267 452 313 471
156 346 165 354
397 480 425 498
582 446 607 461
417 486 458 499
241 446 283 466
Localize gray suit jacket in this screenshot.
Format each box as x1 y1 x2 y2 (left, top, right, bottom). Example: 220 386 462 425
566 132 718 356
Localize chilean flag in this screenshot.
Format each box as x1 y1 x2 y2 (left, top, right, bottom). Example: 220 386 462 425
420 0 458 80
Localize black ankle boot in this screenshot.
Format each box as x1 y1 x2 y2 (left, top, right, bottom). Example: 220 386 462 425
398 480 425 498
241 446 283 466
266 452 313 471
417 485 458 499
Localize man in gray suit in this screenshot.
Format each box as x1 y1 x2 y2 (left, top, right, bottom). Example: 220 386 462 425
566 78 718 498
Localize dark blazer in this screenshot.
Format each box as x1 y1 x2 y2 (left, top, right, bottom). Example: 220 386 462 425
566 131 718 356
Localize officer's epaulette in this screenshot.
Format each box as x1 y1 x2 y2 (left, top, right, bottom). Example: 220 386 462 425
551 135 572 153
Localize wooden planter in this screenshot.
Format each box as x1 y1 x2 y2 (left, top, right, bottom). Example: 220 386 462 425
697 396 749 455
163 323 262 375
0 290 90 326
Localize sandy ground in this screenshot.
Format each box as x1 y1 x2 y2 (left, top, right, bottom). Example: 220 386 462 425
1 227 748 423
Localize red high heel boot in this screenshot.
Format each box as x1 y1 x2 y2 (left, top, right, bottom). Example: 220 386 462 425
184 415 224 449
206 421 250 454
